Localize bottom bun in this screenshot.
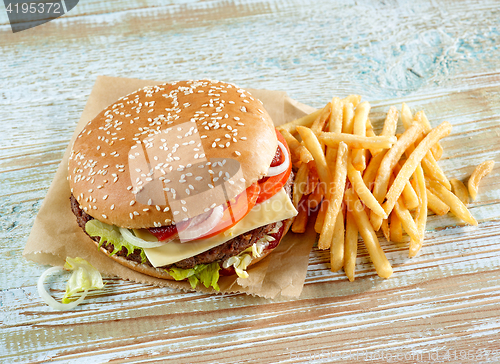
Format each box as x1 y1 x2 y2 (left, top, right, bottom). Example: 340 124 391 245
94 217 294 282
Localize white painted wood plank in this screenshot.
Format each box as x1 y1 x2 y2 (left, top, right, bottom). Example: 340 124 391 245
1 0 500 362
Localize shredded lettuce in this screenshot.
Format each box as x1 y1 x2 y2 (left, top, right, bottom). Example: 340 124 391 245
85 220 148 264
61 257 104 304
169 262 221 291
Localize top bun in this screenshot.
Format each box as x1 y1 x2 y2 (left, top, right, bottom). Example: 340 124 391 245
68 80 277 229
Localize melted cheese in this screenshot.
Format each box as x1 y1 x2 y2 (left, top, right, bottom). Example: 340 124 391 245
144 188 297 267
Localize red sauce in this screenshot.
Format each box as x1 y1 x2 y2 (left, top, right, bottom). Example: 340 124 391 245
270 144 283 167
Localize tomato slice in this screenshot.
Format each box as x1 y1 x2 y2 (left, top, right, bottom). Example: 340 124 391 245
256 129 292 204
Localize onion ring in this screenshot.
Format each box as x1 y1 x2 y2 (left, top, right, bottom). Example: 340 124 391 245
38 266 88 311
178 205 225 242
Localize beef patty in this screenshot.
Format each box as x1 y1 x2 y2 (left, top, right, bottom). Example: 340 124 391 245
70 172 294 269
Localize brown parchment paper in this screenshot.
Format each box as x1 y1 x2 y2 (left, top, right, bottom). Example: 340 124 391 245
23 76 317 299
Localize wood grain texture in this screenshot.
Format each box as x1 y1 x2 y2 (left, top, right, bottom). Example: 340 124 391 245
1 0 500 362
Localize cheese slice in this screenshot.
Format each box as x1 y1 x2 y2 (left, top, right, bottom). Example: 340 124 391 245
144 188 297 267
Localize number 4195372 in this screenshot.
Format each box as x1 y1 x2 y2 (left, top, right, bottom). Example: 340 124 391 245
5 2 62 14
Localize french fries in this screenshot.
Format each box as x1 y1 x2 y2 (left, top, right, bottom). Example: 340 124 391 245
426 188 450 215
281 95 484 281
450 178 469 205
318 142 348 250
468 160 495 200
428 180 478 226
344 188 393 278
371 123 424 230
382 121 452 219
410 165 427 257
347 152 387 218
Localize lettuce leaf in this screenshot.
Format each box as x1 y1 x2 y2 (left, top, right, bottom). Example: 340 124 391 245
85 220 148 264
62 257 104 304
169 262 221 291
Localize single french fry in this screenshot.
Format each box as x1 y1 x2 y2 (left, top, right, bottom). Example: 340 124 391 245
371 106 399 157
382 121 452 219
352 101 370 171
318 133 397 150
318 142 348 250
330 208 345 272
401 102 413 130
343 210 358 281
421 151 451 190
314 200 327 234
347 152 387 219
428 180 477 225
342 102 355 134
381 106 399 137
344 188 393 278
329 97 344 134
297 126 331 185
293 162 309 207
363 150 386 187
393 198 420 243
311 103 332 134
468 160 495 200
370 123 424 230
304 162 320 195
292 195 309 233
426 188 450 215
278 109 323 134
409 165 427 257
414 110 443 160
450 178 469 205
325 97 343 166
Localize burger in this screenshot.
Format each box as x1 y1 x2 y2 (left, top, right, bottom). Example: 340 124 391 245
68 80 297 291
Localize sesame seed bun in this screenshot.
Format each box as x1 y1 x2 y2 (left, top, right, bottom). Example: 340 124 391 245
68 80 278 229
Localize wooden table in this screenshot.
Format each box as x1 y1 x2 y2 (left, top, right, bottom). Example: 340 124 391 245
1 1 500 362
